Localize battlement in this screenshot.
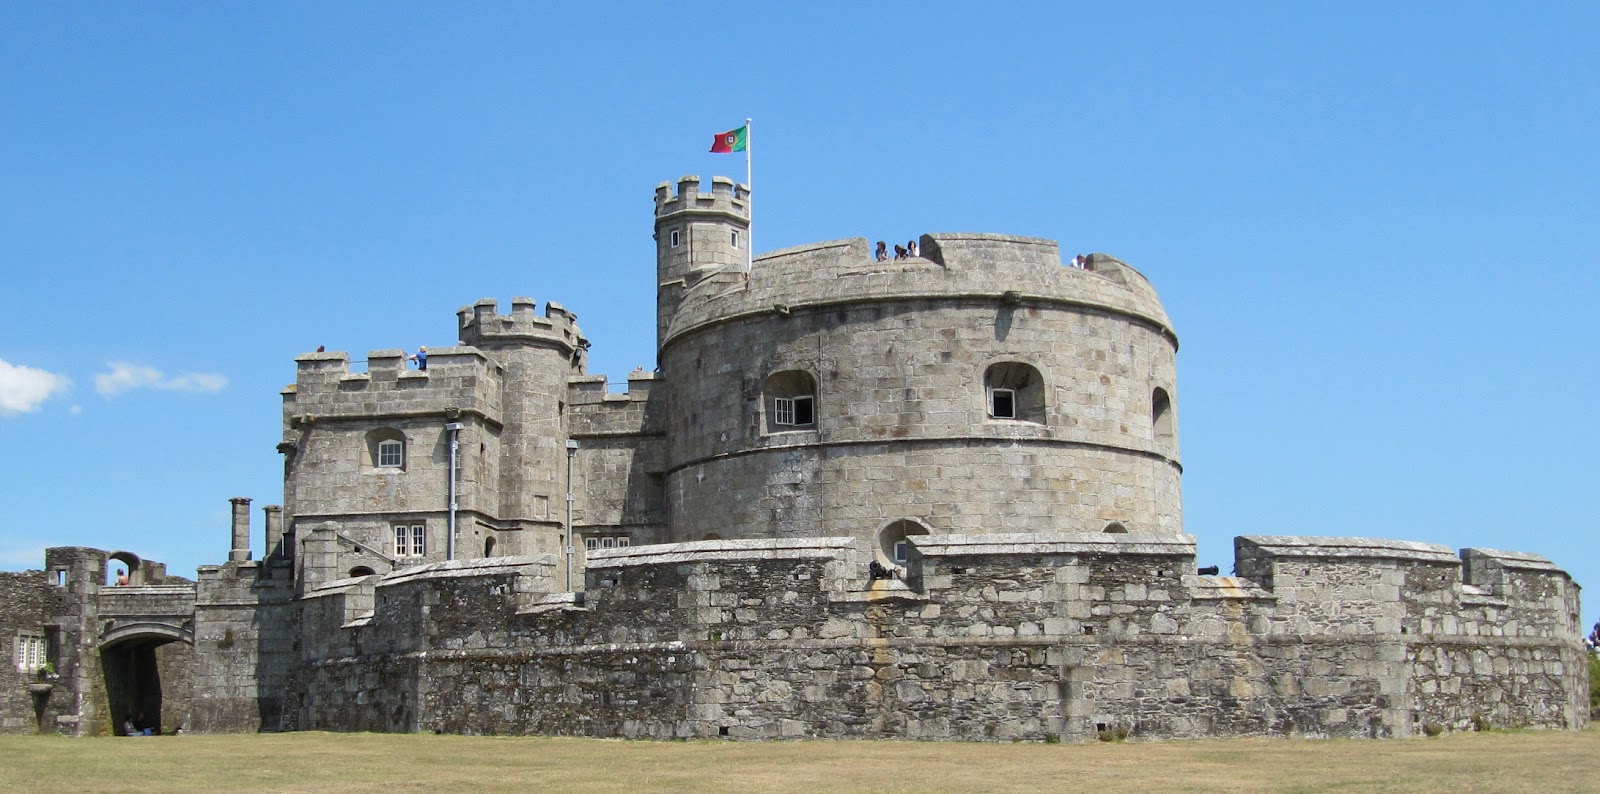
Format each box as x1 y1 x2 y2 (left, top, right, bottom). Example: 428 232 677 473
653 175 749 221
456 297 586 352
283 346 503 426
566 371 661 407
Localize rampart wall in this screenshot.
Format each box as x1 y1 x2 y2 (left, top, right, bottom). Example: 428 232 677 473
291 534 1585 740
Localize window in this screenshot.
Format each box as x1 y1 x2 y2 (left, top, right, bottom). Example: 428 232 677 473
984 362 1045 423
1152 388 1174 444
15 632 47 673
394 524 425 558
367 428 406 470
670 229 681 248
53 570 66 587
773 396 814 426
732 230 741 248
988 388 1016 419
583 535 632 552
765 370 818 432
877 519 930 567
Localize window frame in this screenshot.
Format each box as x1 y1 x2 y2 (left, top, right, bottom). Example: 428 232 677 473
988 387 1017 419
583 535 631 553
394 524 426 558
670 229 681 248
15 632 48 673
377 439 404 468
772 395 815 427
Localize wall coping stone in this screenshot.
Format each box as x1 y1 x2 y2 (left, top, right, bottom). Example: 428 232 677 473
1239 535 1460 564
918 531 1196 558
586 537 858 568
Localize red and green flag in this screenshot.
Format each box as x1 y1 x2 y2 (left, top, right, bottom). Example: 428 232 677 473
710 125 747 153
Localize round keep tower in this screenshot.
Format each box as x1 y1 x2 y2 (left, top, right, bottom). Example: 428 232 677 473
655 176 1182 557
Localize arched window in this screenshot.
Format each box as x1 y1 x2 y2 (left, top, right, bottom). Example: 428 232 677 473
366 428 406 469
1152 388 1174 444
483 536 496 557
766 370 817 432
349 566 376 577
985 362 1045 423
1103 521 1129 534
877 519 931 566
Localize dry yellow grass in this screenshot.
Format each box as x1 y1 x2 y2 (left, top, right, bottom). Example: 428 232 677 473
1 727 1597 793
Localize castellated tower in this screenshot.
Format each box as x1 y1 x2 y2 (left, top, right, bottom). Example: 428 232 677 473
655 182 1183 559
278 297 587 589
654 175 750 354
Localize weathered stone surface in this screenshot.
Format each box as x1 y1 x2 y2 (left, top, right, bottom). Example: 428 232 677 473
0 176 1586 741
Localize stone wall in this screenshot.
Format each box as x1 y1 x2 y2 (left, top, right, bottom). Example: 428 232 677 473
192 560 296 733
290 534 1586 741
0 570 52 733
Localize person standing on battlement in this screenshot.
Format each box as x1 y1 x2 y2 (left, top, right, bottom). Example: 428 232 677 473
408 346 428 371
875 241 888 261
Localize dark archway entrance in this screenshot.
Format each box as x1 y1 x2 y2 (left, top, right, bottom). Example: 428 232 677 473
100 633 194 736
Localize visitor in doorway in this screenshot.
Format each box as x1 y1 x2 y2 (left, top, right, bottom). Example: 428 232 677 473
408 346 428 371
115 569 128 586
123 716 138 736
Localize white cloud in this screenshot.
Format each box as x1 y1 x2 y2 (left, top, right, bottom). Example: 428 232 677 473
0 358 70 416
95 362 228 396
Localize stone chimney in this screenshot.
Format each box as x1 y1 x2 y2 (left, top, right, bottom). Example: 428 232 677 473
229 497 252 562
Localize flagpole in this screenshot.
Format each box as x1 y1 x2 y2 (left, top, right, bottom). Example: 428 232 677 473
745 117 753 273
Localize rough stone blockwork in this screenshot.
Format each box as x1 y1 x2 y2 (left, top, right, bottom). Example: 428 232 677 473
0 175 1585 740
292 535 1586 741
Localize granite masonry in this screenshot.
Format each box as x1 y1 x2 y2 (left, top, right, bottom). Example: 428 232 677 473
2 175 1586 739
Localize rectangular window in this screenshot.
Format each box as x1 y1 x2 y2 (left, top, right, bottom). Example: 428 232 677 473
583 535 631 553
774 396 815 427
731 230 740 248
15 633 47 673
394 524 425 558
378 440 403 468
670 229 681 248
53 570 67 587
989 388 1016 419
893 540 909 565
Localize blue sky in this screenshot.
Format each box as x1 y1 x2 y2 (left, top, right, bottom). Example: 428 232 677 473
2 4 1596 613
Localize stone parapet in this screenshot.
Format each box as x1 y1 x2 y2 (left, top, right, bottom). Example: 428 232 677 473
456 297 585 353
663 234 1173 346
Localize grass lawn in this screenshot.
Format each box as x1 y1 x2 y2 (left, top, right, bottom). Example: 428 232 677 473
1 727 1597 793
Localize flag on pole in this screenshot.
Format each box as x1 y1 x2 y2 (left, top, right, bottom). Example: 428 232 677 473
710 125 747 153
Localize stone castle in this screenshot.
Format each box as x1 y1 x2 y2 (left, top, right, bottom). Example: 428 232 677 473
2 175 1588 740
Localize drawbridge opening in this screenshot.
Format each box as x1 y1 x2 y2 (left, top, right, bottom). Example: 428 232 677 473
100 635 194 736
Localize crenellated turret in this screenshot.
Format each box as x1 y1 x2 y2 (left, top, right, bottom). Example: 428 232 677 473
654 175 750 355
